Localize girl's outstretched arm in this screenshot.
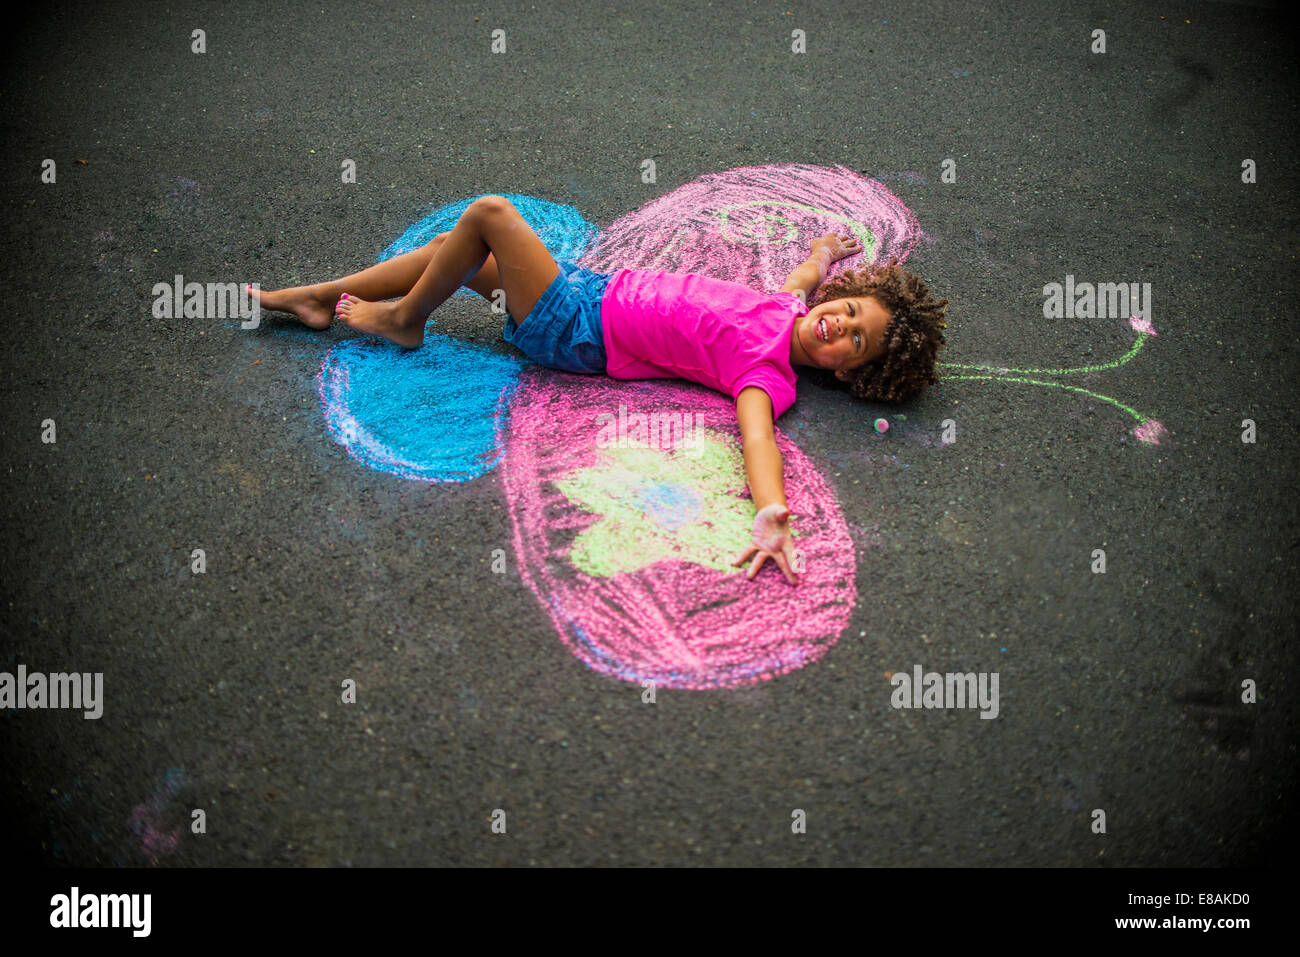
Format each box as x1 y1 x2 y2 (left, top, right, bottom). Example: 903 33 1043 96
731 386 800 585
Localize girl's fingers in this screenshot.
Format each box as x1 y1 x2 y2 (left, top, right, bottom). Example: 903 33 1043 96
732 546 757 567
783 541 802 581
772 550 797 585
746 552 769 579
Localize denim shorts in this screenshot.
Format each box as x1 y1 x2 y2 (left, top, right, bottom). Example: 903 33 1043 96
502 261 611 375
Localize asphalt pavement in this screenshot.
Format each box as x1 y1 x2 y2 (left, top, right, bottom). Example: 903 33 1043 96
1 0 1296 866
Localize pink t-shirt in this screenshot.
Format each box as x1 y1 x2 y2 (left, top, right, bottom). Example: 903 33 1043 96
599 269 807 418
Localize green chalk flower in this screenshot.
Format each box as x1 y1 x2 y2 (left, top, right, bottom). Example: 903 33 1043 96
552 428 756 577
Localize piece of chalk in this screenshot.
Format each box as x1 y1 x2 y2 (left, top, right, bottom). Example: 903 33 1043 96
874 418 889 433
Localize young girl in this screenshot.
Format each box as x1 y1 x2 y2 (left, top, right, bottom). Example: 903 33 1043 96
254 194 948 586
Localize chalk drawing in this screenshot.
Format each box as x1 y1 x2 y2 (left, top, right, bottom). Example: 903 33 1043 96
938 315 1166 443
317 195 590 481
318 333 523 482
319 167 918 483
502 372 855 689
575 162 919 292
128 766 186 865
553 432 751 577
308 164 1166 686
168 176 203 213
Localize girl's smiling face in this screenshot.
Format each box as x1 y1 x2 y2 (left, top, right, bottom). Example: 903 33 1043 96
791 296 892 379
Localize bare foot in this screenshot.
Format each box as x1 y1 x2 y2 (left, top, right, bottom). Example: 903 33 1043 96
335 295 424 348
251 284 335 330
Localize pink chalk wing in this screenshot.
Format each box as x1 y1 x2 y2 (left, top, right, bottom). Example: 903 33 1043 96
501 372 856 689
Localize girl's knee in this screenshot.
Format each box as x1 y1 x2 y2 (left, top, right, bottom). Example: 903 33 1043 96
469 194 515 221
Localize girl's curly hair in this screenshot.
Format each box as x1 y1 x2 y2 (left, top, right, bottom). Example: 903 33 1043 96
803 258 948 403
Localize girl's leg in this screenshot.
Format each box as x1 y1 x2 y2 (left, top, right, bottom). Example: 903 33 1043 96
254 232 507 330
337 195 559 348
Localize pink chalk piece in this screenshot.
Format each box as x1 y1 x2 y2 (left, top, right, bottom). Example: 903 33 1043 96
575 162 920 291
1129 315 1157 336
874 418 889 433
1133 419 1167 444
501 370 857 690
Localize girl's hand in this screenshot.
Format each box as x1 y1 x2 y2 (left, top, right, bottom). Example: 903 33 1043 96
810 232 862 265
732 503 801 585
